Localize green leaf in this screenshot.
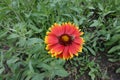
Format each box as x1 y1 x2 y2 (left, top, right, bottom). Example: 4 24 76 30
86 46 96 56
88 71 95 80
7 33 19 39
116 29 120 33
117 52 120 55
108 58 120 62
98 3 104 11
26 44 41 54
56 59 65 65
116 68 120 73
50 59 65 66
73 17 78 26
88 61 95 67
90 20 99 27
32 73 45 80
29 61 34 73
88 6 95 10
62 14 71 18
29 24 43 33
105 34 120 46
7 56 19 65
103 11 115 17
55 69 69 77
26 38 43 46
70 7 80 13
0 30 8 39
106 34 110 40
108 45 120 53
0 68 4 74
40 63 52 70
16 37 26 47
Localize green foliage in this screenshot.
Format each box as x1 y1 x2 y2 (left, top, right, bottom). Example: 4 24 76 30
105 19 120 62
0 0 120 80
116 68 120 73
37 60 68 79
104 19 120 72
68 55 101 80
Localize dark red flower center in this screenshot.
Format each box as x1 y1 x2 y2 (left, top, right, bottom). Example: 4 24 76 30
59 34 73 46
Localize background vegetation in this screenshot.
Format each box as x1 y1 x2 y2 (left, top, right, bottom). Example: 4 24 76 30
0 0 120 80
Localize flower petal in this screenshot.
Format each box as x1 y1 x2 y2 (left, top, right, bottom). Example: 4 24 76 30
73 37 84 45
70 42 83 55
64 23 76 35
72 29 80 37
49 23 64 36
50 44 64 56
45 35 58 44
62 46 71 59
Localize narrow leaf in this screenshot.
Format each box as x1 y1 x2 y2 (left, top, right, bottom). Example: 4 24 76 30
86 46 96 56
108 45 120 53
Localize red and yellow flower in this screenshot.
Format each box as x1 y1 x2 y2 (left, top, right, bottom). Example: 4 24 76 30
45 22 84 60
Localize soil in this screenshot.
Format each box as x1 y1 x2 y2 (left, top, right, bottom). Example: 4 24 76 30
99 52 120 80
55 52 120 80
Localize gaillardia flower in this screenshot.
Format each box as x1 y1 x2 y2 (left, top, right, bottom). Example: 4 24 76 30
45 22 84 60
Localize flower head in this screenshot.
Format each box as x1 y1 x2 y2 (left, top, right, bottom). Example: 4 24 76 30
45 22 84 60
